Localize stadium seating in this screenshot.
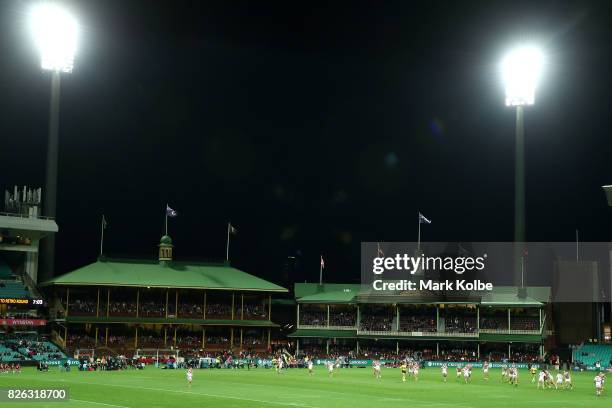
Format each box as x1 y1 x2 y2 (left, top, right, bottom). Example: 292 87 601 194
0 344 22 362
572 344 612 367
0 281 29 298
0 258 30 299
0 334 67 362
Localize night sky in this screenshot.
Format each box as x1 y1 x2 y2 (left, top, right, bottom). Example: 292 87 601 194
1 0 612 287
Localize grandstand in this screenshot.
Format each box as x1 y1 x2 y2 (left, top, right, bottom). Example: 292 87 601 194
289 283 551 362
0 332 66 362
572 343 612 368
40 234 288 358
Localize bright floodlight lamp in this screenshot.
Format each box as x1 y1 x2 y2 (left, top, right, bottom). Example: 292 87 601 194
30 3 77 73
502 46 543 106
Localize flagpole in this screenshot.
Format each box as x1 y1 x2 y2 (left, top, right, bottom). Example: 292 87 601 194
100 215 105 257
575 229 579 261
417 212 421 254
319 255 323 285
226 222 230 261
165 204 168 236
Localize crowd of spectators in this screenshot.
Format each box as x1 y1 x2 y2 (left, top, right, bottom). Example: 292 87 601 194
510 317 539 331
139 302 166 317
360 313 394 331
108 301 137 316
69 299 96 315
237 304 267 319
444 315 477 333
300 311 326 325
301 310 357 327
0 334 65 360
178 303 203 318
206 335 230 345
67 300 270 320
399 315 436 332
480 317 507 330
329 311 356 326
205 303 232 318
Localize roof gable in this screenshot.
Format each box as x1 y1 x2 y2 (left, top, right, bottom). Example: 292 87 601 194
42 259 287 292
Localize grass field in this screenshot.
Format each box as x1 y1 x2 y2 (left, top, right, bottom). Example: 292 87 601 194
0 367 607 408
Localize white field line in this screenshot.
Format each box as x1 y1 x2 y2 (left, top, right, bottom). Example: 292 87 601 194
71 398 131 408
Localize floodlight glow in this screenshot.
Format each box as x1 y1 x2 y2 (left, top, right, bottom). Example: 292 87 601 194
30 3 78 73
502 46 543 106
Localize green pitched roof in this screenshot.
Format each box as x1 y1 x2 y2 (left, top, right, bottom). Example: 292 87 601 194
41 259 287 292
479 286 550 306
294 283 549 306
295 283 360 303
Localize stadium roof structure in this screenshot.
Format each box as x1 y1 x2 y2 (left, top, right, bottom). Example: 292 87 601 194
41 258 287 292
295 283 361 304
295 283 550 306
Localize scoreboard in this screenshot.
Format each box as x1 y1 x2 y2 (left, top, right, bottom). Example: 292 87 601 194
0 298 44 305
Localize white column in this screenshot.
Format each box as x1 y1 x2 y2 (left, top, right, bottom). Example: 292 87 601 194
508 308 511 330
396 306 400 331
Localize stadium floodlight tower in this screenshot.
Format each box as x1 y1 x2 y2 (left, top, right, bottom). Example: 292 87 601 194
502 45 544 286
30 3 78 281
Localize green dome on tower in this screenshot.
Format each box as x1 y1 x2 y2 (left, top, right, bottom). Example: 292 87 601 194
160 235 172 245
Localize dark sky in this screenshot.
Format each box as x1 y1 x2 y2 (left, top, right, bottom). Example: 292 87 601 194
1 0 612 286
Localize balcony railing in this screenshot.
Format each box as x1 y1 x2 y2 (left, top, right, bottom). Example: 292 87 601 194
357 330 478 338
479 329 541 335
299 325 356 330
0 211 54 220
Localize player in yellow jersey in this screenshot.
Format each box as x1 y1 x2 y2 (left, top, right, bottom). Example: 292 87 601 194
530 365 538 383
400 362 407 382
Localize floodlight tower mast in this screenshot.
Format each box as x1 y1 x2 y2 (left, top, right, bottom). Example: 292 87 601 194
502 46 543 286
30 4 78 281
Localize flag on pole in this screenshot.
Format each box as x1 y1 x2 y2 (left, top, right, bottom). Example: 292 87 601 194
418 212 431 224
320 255 325 269
102 214 108 229
377 242 384 257
229 223 237 234
166 205 178 217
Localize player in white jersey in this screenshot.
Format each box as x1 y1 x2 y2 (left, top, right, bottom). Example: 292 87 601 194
307 359 314 375
456 365 463 380
555 372 564 389
327 360 334 377
501 364 508 382
186 367 193 387
508 366 518 387
373 360 382 379
277 356 284 373
537 370 546 389
563 370 573 390
546 371 555 388
413 363 420 381
441 364 448 383
482 361 490 381
595 374 604 396
463 365 472 384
